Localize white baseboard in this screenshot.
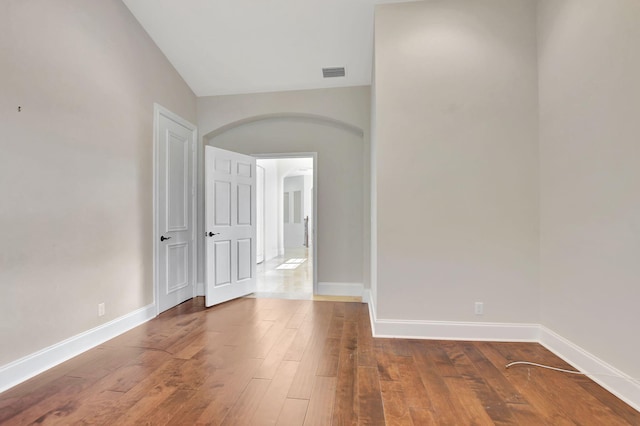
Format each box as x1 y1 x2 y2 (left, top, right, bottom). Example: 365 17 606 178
540 326 640 412
365 295 538 341
196 281 205 296
0 303 156 394
317 282 363 297
372 318 540 342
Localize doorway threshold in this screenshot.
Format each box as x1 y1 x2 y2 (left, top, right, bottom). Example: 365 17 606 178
246 291 313 300
312 295 362 303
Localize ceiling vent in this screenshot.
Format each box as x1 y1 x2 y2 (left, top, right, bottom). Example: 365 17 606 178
322 67 346 78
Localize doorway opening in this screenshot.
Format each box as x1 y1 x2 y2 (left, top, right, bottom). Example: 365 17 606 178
254 155 316 299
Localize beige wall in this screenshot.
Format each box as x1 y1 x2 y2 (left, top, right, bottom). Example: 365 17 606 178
538 0 640 379
197 87 371 288
0 0 196 366
373 0 539 322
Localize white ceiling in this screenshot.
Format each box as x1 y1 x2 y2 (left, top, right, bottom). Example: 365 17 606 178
122 0 407 97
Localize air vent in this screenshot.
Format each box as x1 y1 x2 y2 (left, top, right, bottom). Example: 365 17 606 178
322 67 346 78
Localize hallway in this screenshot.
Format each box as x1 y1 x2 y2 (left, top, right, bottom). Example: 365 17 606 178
255 248 313 299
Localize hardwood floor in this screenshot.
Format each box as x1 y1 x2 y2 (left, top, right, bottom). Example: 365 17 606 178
1 297 638 425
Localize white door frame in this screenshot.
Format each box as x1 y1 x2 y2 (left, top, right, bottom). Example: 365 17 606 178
253 152 318 295
153 104 198 316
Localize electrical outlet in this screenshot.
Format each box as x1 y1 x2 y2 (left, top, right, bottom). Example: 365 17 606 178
98 303 105 317
474 302 483 315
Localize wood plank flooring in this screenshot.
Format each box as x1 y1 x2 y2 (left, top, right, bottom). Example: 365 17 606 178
1 297 639 425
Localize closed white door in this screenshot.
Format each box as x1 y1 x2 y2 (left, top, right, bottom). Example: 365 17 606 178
155 106 196 314
205 146 256 307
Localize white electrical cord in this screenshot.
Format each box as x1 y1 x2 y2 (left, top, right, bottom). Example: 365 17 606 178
506 361 584 374
505 361 640 385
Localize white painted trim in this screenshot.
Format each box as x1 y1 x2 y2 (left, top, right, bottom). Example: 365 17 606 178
363 289 377 341
0 304 156 394
372 318 540 342
153 104 198 316
540 327 640 412
364 292 537 341
317 282 364 297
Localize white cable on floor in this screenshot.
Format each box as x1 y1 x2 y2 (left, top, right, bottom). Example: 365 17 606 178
505 361 640 385
506 361 583 374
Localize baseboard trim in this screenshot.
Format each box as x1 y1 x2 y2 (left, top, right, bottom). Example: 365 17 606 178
372 318 540 341
317 282 363 297
363 289 377 339
539 326 640 412
0 303 156 394
365 293 538 341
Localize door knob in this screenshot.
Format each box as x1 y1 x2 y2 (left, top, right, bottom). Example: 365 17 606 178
160 235 171 241
207 232 220 237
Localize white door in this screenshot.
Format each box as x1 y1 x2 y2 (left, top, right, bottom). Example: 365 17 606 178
205 146 257 307
155 106 196 314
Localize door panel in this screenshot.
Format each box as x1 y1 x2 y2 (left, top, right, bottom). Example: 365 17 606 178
237 183 251 225
237 162 252 177
166 242 188 291
237 238 252 280
167 132 189 231
213 240 231 286
205 146 256 307
215 181 231 225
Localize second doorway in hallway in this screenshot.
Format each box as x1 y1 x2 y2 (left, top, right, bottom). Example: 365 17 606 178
255 156 315 299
